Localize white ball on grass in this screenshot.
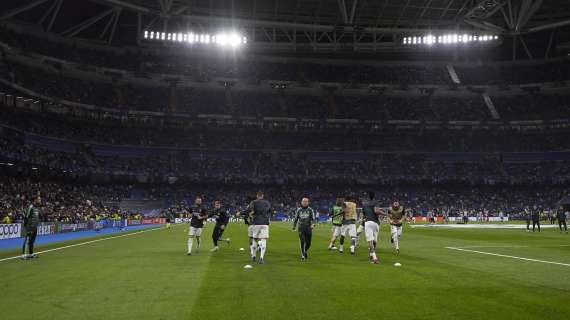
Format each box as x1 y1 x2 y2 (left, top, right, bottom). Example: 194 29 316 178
239 247 245 251
394 262 402 267
243 264 253 269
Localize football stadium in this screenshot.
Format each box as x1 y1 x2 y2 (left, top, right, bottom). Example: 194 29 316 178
1 0 570 319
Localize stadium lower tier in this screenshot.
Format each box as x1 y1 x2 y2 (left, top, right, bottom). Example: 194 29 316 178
0 173 567 226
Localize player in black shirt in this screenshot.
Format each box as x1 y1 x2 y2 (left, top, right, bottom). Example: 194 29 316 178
531 206 541 232
249 191 271 264
292 197 316 261
557 207 568 234
187 196 208 255
524 207 531 232
210 200 231 252
361 192 384 264
22 195 41 260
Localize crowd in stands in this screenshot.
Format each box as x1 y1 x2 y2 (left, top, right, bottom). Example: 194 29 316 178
0 176 129 224
492 94 570 120
2 130 570 186
3 63 570 121
2 107 570 152
1 174 567 224
1 26 570 227
454 62 570 85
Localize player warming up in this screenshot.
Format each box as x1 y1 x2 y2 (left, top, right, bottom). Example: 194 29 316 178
237 196 255 253
339 196 358 255
531 206 541 232
187 196 208 255
557 206 568 234
328 197 344 250
250 191 271 264
388 201 406 255
292 197 316 261
362 192 384 264
210 200 231 252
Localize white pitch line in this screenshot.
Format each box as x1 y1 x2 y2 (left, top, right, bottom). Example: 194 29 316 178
0 227 162 263
452 244 570 249
445 246 570 267
453 245 529 249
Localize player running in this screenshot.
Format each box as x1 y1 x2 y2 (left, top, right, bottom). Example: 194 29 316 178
328 197 344 250
21 195 41 260
292 197 316 261
237 196 255 252
388 201 406 255
362 192 384 264
339 196 358 255
249 191 271 264
187 196 208 255
210 200 231 252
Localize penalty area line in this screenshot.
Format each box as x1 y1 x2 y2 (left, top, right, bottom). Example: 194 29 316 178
0 227 162 263
445 247 570 267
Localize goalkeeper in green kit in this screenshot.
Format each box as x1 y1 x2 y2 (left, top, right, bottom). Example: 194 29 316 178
22 195 41 260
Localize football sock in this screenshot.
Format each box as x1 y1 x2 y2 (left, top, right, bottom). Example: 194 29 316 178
259 239 267 259
250 240 258 258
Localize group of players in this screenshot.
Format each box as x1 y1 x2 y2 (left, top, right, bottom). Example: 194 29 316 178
183 191 407 264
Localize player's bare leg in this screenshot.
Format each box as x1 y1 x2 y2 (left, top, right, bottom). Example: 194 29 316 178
195 236 201 253
328 234 338 250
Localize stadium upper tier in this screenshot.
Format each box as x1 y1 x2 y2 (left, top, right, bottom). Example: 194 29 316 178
2 25 570 87
2 63 570 122
1 104 570 153
1 106 570 186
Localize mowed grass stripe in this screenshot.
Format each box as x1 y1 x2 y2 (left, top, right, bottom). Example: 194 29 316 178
0 227 162 262
1 223 212 320
2 222 569 320
191 222 570 320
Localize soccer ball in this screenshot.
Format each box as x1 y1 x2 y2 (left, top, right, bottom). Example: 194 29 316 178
86 200 92 206
394 262 402 267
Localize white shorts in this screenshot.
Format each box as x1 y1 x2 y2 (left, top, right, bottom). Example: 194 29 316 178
340 224 357 238
251 225 269 239
332 225 342 237
248 225 254 238
391 224 403 238
364 221 379 242
189 226 203 237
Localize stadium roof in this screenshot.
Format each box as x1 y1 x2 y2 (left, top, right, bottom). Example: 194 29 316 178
2 0 570 54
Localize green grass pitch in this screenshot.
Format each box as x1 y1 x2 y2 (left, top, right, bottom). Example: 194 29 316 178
1 222 569 320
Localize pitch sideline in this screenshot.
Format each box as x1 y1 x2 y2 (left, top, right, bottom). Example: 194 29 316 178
0 226 164 263
445 246 570 267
